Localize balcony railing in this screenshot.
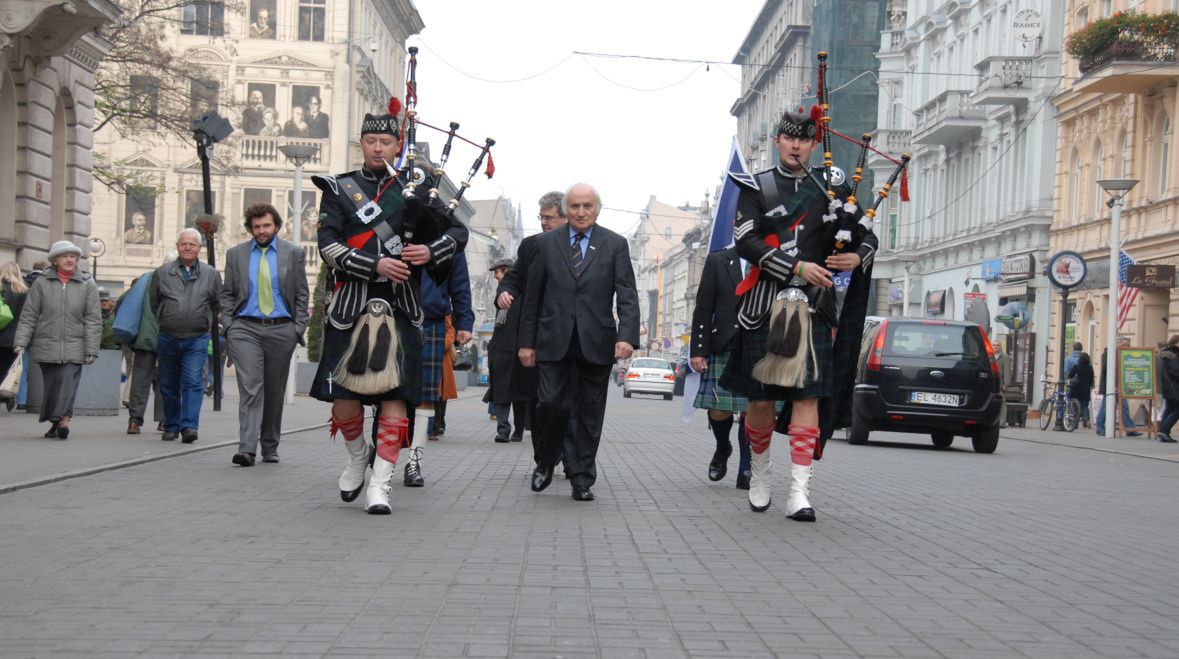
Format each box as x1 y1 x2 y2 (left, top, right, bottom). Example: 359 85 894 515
912 90 984 145
240 136 329 169
972 55 1034 106
1078 30 1177 74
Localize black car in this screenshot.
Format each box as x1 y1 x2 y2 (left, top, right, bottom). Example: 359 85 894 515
849 317 1003 453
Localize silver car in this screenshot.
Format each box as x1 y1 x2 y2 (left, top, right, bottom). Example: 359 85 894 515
623 358 675 400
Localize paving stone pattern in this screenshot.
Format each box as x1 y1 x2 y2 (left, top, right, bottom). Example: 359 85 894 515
2 387 1179 658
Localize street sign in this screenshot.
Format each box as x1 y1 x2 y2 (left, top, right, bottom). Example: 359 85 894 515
1125 264 1176 289
964 292 987 301
1119 347 1156 399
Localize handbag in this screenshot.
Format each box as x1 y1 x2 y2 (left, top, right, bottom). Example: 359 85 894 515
112 273 151 344
0 354 21 399
452 343 473 371
0 295 12 331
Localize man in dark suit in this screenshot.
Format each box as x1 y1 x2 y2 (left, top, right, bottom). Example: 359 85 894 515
220 203 310 466
496 191 571 462
518 183 640 501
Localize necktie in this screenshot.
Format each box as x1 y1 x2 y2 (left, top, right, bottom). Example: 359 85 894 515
571 232 585 269
258 246 274 316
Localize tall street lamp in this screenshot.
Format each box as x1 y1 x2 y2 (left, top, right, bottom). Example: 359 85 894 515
192 111 234 411
277 143 319 405
1097 177 1138 435
88 237 105 281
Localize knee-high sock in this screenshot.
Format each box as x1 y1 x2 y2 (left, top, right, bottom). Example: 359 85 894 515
709 415 734 454
410 407 434 450
737 416 751 473
746 421 773 454
787 424 819 466
331 411 365 442
376 415 409 463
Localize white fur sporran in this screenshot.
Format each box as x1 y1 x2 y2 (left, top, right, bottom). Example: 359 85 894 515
333 299 401 395
752 287 817 388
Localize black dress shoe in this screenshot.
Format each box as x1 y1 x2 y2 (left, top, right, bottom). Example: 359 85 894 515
735 470 751 490
44 424 59 439
531 467 553 492
494 434 510 443
262 452 280 463
707 449 730 482
56 425 70 440
162 430 179 441
510 432 524 442
787 507 816 522
180 428 198 444
232 452 255 467
572 486 594 501
1160 433 1178 443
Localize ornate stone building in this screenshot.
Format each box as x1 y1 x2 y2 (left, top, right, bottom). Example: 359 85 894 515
0 0 120 267
1048 0 1179 381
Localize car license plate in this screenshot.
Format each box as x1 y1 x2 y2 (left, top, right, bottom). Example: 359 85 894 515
910 391 960 406
643 373 661 379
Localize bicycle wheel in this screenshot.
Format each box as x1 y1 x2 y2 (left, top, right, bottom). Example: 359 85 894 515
1038 398 1054 431
1064 399 1081 432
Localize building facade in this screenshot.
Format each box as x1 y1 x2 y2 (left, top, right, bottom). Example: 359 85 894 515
1048 0 1179 384
869 0 1065 407
630 197 709 354
466 196 517 332
0 0 120 268
88 0 446 294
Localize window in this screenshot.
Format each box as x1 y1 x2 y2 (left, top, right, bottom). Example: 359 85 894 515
1102 0 1112 17
1093 143 1104 219
129 76 159 129
1159 118 1171 197
1069 149 1081 224
298 0 325 41
663 226 672 240
181 1 225 36
1117 130 1131 178
189 79 219 120
1075 7 1088 29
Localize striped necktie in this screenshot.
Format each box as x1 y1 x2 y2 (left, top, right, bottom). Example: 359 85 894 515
258 246 274 316
571 232 585 269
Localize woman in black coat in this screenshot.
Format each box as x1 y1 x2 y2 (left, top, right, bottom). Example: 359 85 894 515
1068 352 1096 427
0 262 30 389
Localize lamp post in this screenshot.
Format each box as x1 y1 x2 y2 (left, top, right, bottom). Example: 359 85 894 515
88 237 105 281
192 111 234 411
277 143 320 405
1097 178 1138 436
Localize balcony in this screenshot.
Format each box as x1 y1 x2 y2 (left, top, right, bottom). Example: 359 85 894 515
971 56 1034 106
1072 29 1179 94
879 29 907 55
867 129 911 169
239 136 329 171
911 90 985 145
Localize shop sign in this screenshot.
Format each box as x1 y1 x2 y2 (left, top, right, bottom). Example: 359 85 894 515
1119 347 1156 399
1001 253 1036 281
1125 264 1176 289
888 285 904 303
980 259 1002 281
964 292 987 301
925 289 946 315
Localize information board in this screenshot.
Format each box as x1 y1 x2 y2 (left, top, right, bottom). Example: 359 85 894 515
1119 347 1156 399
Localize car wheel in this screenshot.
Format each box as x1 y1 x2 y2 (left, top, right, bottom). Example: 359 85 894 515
623 389 631 398
848 410 869 445
931 432 954 448
972 425 999 454
663 393 672 401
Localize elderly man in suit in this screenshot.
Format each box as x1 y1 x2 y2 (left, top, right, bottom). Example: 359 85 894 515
221 203 309 466
518 182 640 501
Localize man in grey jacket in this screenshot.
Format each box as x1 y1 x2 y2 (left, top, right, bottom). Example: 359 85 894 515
149 228 222 443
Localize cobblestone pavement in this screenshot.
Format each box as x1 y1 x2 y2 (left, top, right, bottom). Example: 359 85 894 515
2 384 1179 658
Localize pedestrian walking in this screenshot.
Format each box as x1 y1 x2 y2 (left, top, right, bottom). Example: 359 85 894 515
1158 335 1179 443
150 228 222 444
518 182 641 502
221 203 309 466
719 106 878 521
1067 351 1095 429
689 246 753 489
121 273 165 435
1097 337 1143 437
308 104 468 514
0 261 29 411
484 257 528 443
12 241 102 439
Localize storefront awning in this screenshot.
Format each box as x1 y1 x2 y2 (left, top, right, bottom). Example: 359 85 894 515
998 282 1028 298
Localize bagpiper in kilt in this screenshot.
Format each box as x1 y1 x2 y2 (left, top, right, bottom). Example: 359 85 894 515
719 105 878 522
310 104 468 515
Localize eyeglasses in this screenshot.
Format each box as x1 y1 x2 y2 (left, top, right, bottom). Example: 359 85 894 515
538 213 561 222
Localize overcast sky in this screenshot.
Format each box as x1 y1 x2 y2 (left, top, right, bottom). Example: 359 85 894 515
408 1 764 239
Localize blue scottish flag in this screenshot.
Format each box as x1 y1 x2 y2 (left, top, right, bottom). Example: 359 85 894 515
707 137 748 253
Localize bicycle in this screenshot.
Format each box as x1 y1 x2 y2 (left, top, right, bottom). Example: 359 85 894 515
1038 378 1081 432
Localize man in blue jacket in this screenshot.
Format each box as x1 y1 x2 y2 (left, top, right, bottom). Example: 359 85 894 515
403 250 473 487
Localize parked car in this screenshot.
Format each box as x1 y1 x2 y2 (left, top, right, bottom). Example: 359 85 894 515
623 357 675 400
849 317 1003 453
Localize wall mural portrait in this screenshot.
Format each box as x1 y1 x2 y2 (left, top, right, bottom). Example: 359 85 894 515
290 85 329 139
242 82 277 136
248 0 276 39
284 189 318 241
184 189 218 229
123 186 157 245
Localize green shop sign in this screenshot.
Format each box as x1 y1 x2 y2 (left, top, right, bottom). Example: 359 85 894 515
1119 348 1155 399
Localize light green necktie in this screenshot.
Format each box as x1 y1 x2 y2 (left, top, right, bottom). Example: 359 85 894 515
258 246 274 316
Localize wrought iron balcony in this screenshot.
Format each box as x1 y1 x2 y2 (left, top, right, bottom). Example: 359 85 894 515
911 90 985 145
1073 29 1179 93
971 56 1034 106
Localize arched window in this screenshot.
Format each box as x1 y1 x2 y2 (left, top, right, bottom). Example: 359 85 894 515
1069 149 1081 225
1093 142 1104 220
1117 130 1131 178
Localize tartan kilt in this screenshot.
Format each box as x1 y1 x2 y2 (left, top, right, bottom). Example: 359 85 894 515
693 349 749 413
309 312 423 406
420 318 447 402
720 314 834 402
